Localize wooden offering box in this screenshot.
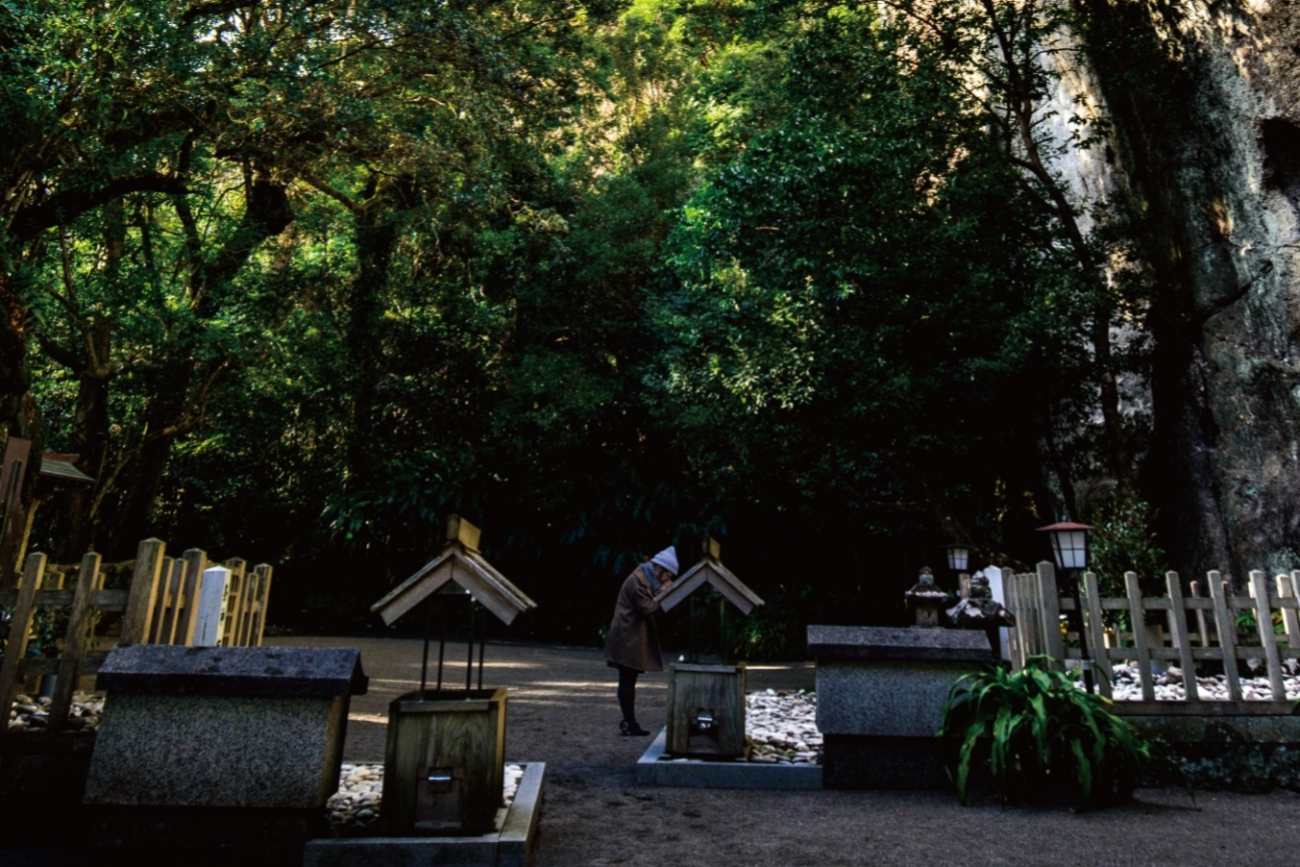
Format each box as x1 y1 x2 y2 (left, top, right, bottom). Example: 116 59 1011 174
383 688 507 836
666 663 746 758
656 539 763 760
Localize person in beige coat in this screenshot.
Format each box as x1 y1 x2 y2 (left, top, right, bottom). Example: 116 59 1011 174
604 546 678 736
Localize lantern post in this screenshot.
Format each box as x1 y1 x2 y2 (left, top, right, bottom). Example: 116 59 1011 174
1037 521 1096 693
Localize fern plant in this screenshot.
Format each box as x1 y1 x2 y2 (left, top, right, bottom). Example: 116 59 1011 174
938 656 1155 810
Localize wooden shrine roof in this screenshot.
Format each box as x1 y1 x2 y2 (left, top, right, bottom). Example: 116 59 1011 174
654 540 764 615
370 516 537 627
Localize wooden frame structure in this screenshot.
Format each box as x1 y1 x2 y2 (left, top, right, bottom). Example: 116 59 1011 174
369 516 536 837
653 538 764 758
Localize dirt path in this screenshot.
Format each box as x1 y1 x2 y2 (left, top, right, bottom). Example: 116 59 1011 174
272 635 1300 867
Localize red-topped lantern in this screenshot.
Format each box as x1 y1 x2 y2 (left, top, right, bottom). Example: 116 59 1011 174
1037 522 1095 571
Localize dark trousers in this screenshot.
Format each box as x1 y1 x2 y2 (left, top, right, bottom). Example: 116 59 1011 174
615 664 640 724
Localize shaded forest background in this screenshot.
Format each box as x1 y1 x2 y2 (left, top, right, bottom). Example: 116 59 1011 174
4 0 1286 655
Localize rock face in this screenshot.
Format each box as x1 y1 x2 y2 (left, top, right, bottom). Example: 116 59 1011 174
1065 1 1300 581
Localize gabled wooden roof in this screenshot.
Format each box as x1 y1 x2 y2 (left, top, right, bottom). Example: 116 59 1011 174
39 452 95 484
371 516 537 626
654 538 764 615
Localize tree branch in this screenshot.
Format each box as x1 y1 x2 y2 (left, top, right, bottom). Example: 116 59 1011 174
10 173 187 241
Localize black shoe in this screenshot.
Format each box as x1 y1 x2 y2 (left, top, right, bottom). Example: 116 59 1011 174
620 721 652 737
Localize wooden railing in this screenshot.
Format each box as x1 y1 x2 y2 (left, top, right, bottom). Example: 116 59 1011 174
1002 561 1300 711
0 539 274 733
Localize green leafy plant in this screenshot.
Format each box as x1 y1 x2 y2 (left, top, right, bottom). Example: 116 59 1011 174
1088 494 1167 607
1234 608 1285 639
938 657 1156 810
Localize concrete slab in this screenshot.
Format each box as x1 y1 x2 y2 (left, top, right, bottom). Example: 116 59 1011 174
301 762 545 867
637 729 822 790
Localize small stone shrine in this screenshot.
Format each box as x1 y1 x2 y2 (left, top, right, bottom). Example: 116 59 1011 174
808 624 993 788
369 515 537 837
946 571 1016 655
654 538 764 758
903 567 948 627
83 644 368 859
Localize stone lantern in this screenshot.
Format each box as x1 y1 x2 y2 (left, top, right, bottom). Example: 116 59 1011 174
904 567 948 627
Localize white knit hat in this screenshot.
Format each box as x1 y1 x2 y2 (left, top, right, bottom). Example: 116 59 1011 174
650 546 679 576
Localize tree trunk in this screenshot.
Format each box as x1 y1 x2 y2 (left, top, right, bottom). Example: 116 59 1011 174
57 317 113 561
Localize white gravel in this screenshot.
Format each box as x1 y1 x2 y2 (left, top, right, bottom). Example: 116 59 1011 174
1074 663 1300 701
327 762 525 833
745 689 821 764
7 692 103 731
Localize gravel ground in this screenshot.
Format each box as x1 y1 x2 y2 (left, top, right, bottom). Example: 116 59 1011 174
1076 663 1300 701
264 635 1300 867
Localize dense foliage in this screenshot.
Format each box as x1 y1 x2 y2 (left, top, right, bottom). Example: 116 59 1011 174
939 657 1157 809
4 0 1160 649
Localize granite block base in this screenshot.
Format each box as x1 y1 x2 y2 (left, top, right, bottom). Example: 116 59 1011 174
303 762 545 867
636 729 822 789
0 733 95 837
85 805 328 867
821 734 957 789
816 658 978 738
0 732 95 807
84 693 349 808
1123 714 1300 792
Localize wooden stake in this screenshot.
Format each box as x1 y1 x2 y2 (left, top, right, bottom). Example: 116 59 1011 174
1082 571 1112 699
119 538 165 646
48 552 101 731
1250 570 1286 700
1037 561 1064 669
1165 571 1198 701
0 553 46 726
1124 572 1155 701
1208 570 1242 701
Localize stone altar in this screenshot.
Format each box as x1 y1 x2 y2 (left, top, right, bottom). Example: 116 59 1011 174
808 624 993 789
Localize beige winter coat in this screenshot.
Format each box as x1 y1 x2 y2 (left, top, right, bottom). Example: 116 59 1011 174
603 566 664 672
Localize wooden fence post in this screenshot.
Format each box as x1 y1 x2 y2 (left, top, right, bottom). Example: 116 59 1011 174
119 538 165 646
0 553 47 723
149 556 175 644
163 557 188 644
176 548 207 646
1249 570 1286 700
1124 571 1155 701
222 558 246 646
1082 571 1112 698
47 552 101 731
1280 573 1300 653
251 564 273 647
1165 571 1199 700
1036 561 1064 668
1190 580 1212 646
1207 570 1243 701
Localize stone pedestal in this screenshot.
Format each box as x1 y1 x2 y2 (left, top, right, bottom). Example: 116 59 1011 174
809 625 993 789
83 645 368 864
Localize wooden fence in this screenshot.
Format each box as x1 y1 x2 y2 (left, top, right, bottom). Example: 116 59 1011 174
1 538 274 733
1002 561 1300 710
